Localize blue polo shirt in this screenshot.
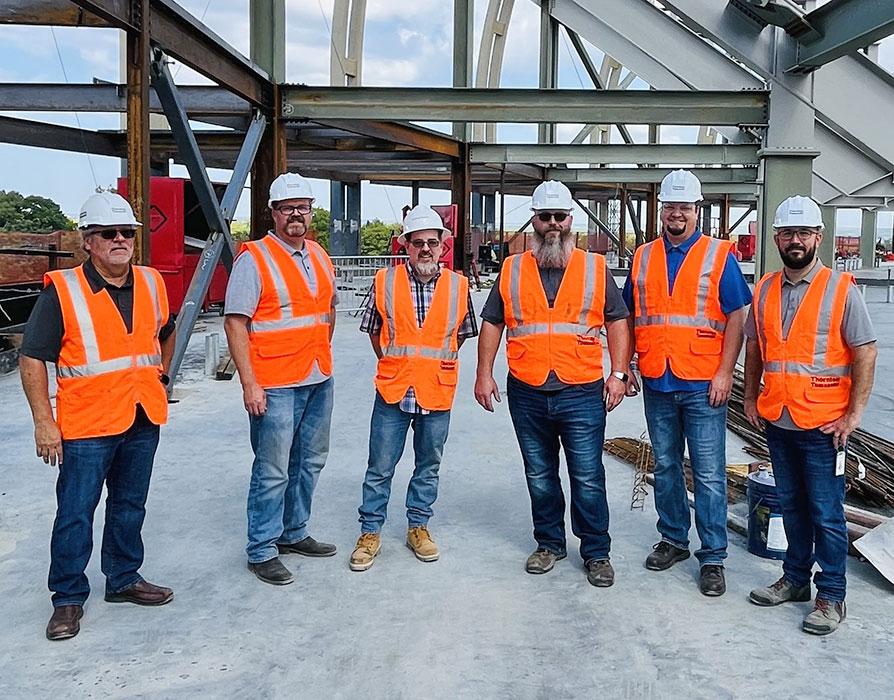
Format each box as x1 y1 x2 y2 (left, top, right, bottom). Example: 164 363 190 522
622 231 752 393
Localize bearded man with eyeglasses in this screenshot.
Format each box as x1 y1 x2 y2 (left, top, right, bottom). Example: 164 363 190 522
349 205 478 571
475 180 630 588
622 169 751 597
20 192 176 640
224 173 338 586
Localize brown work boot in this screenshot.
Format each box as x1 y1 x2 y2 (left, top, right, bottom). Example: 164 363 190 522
748 576 811 607
350 532 382 571
585 558 615 587
46 605 83 641
525 548 567 574
803 598 846 636
105 580 174 606
406 526 439 562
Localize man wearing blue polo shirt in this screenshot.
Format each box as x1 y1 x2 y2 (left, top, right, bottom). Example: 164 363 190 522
623 170 751 597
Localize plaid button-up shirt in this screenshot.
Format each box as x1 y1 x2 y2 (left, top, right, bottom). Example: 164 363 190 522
360 264 478 414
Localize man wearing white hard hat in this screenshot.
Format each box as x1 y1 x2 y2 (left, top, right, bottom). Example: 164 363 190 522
224 172 338 586
623 169 751 597
20 191 176 640
743 195 876 635
475 181 630 588
350 204 478 571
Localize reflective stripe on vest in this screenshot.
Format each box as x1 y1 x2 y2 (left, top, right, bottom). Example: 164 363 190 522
504 251 603 337
54 267 162 378
633 236 728 333
381 265 461 361
755 268 851 380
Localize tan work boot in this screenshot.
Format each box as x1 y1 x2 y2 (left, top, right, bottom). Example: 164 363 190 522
406 526 439 562
802 598 846 635
349 532 381 571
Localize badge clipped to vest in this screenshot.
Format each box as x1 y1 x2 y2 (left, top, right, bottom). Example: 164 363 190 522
835 445 846 477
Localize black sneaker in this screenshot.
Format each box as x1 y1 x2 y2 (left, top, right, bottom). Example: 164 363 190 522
277 536 337 557
585 558 615 587
699 565 726 597
644 541 691 571
248 557 294 585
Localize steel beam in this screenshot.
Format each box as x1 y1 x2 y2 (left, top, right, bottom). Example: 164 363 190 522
330 0 366 86
0 83 249 115
250 0 285 84
547 167 758 184
451 144 472 271
470 143 759 165
861 208 879 268
310 120 461 158
454 0 474 140
538 0 558 143
125 0 150 264
790 0 894 73
69 0 136 30
282 87 768 125
0 116 119 156
0 0 110 25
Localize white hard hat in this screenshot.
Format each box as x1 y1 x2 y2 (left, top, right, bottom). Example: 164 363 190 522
531 180 573 211
398 204 451 244
78 191 140 229
268 172 315 208
658 169 703 203
773 195 823 229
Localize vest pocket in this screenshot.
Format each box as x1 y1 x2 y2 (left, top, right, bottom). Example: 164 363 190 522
376 357 401 380
255 336 300 358
506 343 526 361
804 381 846 403
690 336 722 355
437 371 458 386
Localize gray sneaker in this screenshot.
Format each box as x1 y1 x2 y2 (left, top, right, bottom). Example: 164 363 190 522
748 576 811 607
525 548 566 574
803 598 846 635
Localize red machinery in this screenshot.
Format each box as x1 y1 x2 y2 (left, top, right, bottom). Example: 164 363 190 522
117 177 229 313
391 204 457 269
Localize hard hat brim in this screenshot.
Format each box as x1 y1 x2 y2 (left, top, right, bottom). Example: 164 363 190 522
397 229 452 245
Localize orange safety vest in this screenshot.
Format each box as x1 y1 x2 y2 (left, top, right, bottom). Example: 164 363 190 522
374 264 469 411
631 235 730 380
753 265 853 429
47 264 168 440
241 235 335 389
499 248 606 386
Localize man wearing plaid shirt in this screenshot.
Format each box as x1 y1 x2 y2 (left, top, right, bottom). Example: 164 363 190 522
350 205 478 571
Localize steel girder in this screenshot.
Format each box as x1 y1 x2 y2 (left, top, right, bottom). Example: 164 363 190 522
548 167 758 184
281 86 769 125
470 143 760 165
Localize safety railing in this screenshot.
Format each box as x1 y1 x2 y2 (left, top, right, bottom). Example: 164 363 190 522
331 255 409 314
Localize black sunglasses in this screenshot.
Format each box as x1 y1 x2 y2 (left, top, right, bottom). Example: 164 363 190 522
536 212 568 223
87 228 137 240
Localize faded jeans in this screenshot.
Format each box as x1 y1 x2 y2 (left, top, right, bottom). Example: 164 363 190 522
359 393 451 532
246 378 333 564
643 387 728 566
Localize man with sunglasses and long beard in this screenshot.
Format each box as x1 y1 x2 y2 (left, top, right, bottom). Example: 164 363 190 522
744 196 876 635
224 173 337 586
475 180 630 587
349 205 477 571
623 169 751 597
20 192 176 640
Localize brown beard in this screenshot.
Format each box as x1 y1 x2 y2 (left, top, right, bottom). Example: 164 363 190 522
532 230 574 268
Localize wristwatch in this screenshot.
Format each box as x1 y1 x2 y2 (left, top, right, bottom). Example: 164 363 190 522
160 373 171 386
610 370 629 383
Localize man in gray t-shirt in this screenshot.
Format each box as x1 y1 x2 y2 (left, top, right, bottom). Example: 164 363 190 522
744 195 877 637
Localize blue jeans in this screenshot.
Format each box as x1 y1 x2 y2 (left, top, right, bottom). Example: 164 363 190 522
246 378 333 564
765 424 847 602
49 414 160 607
643 387 728 566
359 393 451 532
506 375 610 562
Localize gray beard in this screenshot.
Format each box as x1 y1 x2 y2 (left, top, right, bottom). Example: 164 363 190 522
414 260 440 277
532 232 574 268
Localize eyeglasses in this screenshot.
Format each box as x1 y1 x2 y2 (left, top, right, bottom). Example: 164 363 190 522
661 204 697 214
275 204 312 216
536 212 568 223
86 228 136 240
776 230 819 242
408 238 442 249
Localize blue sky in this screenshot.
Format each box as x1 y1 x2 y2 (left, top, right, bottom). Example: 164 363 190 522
0 0 892 237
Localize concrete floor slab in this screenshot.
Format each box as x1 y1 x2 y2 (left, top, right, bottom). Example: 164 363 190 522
2 289 893 699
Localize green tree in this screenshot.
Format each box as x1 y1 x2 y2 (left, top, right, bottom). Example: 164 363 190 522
311 207 330 251
229 219 251 241
360 219 400 256
0 190 75 232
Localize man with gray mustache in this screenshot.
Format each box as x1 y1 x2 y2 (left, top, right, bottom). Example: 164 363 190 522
475 180 630 587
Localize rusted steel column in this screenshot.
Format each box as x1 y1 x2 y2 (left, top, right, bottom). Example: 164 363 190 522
451 143 471 271
126 0 150 263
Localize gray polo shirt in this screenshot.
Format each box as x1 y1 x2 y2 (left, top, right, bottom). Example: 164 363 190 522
225 232 338 388
744 259 876 430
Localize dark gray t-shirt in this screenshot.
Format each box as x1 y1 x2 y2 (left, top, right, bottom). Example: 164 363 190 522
481 263 629 391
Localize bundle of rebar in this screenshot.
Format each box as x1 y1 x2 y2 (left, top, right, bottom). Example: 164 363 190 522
727 368 894 509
